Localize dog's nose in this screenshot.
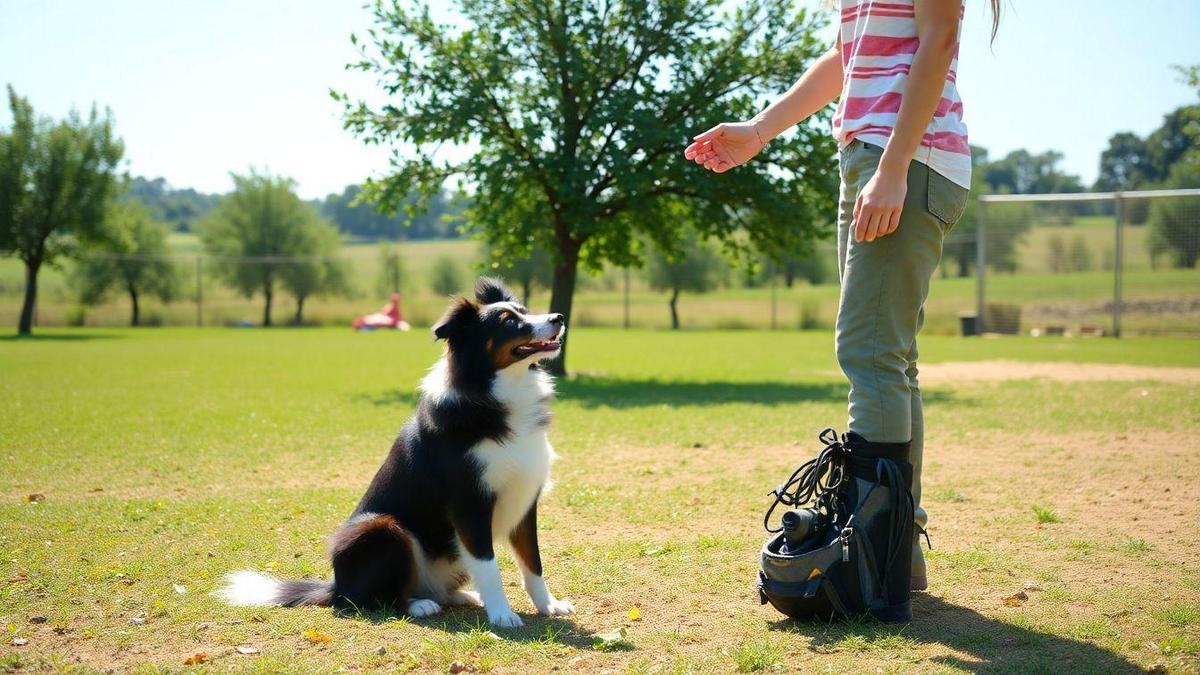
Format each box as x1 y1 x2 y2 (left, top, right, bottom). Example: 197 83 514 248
548 314 564 325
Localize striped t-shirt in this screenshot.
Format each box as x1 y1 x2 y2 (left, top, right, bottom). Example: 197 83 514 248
832 0 972 188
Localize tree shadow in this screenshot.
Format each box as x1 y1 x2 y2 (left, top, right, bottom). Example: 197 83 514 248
0 332 124 342
336 604 598 649
354 376 965 411
558 375 963 410
768 594 1142 673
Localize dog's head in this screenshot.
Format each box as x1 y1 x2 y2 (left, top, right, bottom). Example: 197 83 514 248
432 277 565 373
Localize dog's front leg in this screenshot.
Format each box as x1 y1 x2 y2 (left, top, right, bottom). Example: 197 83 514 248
509 501 574 616
452 506 523 628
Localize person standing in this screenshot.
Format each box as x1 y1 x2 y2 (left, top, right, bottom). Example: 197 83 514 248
685 0 998 594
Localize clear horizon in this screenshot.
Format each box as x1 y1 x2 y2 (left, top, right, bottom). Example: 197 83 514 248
1 0 1197 200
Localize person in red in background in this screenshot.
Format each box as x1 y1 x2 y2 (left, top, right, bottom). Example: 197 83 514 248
353 292 412 331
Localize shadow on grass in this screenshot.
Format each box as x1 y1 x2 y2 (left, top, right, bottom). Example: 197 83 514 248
355 376 965 410
558 375 963 409
337 604 598 649
0 332 124 342
769 594 1141 673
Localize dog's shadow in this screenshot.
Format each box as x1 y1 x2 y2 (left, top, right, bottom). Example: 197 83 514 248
769 594 1143 673
336 605 599 649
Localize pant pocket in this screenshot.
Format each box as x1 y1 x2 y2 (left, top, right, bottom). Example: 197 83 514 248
925 165 969 232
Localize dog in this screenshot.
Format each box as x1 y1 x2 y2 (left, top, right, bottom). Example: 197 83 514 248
218 277 572 627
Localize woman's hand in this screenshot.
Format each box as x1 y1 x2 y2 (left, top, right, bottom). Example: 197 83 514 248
683 122 766 173
853 166 908 242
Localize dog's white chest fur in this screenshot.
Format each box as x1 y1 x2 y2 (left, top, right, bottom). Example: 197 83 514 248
470 366 556 538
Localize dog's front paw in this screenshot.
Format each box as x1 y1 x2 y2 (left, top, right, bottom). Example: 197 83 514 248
537 597 575 616
407 598 443 617
487 607 525 628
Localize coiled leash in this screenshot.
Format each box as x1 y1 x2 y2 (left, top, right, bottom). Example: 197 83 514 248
763 428 847 533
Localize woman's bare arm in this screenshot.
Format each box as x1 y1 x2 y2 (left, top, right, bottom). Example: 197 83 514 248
684 41 843 173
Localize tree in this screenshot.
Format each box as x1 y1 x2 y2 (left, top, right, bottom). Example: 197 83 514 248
645 232 725 329
431 256 463 297
1095 132 1152 192
0 86 124 335
342 0 838 372
982 149 1084 195
1066 234 1093 273
71 200 178 326
376 246 405 297
942 147 1031 277
320 184 466 240
482 239 554 305
278 219 351 325
127 176 220 232
199 171 330 326
1147 160 1200 269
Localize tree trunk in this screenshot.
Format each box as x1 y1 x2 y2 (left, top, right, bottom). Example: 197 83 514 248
546 245 580 376
18 257 41 336
263 285 273 327
294 296 306 326
128 284 140 327
668 288 680 330
522 278 532 307
956 250 971 278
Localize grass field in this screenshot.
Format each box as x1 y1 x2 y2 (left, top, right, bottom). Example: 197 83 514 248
2 328 1199 673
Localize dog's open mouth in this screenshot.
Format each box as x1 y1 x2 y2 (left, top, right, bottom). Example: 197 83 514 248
513 339 562 356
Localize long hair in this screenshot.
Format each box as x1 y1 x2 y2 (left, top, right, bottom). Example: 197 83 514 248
987 0 1001 44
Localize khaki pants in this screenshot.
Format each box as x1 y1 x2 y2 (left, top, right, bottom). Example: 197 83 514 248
834 139 969 537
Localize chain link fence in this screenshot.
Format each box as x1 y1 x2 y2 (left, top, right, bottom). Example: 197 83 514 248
964 188 1200 337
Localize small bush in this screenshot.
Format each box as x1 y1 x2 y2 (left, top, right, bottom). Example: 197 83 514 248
66 305 88 327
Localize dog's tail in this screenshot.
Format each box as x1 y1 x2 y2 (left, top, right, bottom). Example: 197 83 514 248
215 570 333 607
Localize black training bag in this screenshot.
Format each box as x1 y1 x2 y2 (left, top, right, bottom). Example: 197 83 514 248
757 429 915 623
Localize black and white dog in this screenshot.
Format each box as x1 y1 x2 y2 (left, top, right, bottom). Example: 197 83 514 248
218 278 572 627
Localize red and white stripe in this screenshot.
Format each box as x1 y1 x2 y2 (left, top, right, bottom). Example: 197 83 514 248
832 0 971 188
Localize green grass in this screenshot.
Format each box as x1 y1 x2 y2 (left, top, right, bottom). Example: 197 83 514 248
1032 505 1063 524
1 328 1199 672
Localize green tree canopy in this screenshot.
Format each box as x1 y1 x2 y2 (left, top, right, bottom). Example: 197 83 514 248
0 85 125 334
645 231 725 329
199 171 336 326
71 200 178 326
341 0 838 372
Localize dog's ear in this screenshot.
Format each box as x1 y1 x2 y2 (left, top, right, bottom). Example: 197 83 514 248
474 277 517 305
432 297 479 341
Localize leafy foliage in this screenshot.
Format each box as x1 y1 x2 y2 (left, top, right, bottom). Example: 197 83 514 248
0 85 125 334
71 200 179 326
278 219 352 325
481 238 554 304
319 184 466 240
340 0 838 371
127 176 220 232
199 171 341 326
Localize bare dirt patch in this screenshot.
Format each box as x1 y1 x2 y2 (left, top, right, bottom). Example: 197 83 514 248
921 359 1200 384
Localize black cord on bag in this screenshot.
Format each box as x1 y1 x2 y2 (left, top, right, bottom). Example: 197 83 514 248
763 428 848 533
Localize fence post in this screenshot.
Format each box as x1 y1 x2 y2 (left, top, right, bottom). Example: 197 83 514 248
975 199 987 333
196 256 203 327
1112 193 1124 338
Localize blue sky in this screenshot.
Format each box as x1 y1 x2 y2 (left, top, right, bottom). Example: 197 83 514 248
1 0 1197 199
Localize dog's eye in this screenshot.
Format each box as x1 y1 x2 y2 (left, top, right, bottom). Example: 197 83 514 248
499 311 515 324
